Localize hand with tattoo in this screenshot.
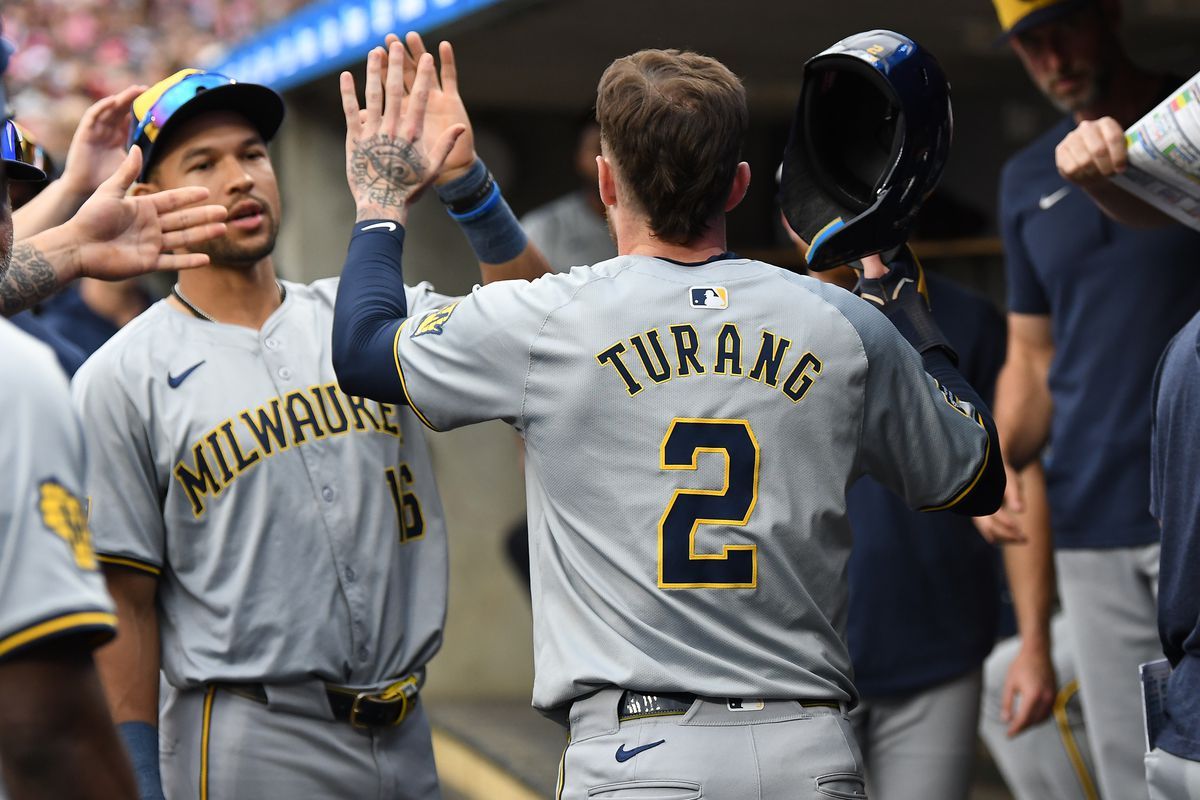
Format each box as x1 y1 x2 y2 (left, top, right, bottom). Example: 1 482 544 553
0 146 227 316
340 41 467 224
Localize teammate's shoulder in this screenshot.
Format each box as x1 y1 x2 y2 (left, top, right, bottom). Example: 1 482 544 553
0 316 66 378
0 317 71 408
774 269 903 348
290 276 441 309
72 301 176 381
282 276 336 306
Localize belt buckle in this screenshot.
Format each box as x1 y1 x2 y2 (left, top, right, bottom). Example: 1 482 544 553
348 676 416 729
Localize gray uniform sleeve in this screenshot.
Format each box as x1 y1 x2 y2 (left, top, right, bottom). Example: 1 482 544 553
854 306 991 511
71 356 166 575
394 277 563 431
0 333 116 660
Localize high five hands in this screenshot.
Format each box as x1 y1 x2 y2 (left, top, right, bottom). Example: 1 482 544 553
340 35 469 224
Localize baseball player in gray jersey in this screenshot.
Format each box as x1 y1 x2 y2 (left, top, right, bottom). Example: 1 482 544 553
0 47 231 797
0 319 135 800
74 41 548 800
334 36 1004 798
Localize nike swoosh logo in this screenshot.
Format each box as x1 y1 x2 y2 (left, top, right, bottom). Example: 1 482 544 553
615 739 666 763
1038 186 1070 210
361 221 398 232
168 360 206 389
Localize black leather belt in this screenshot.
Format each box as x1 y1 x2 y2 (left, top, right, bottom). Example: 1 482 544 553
618 690 839 722
220 675 420 729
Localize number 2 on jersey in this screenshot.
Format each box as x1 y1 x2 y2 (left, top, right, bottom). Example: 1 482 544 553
658 418 759 589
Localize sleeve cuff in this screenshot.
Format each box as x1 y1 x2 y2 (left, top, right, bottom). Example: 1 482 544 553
919 411 992 512
0 610 118 661
97 554 162 576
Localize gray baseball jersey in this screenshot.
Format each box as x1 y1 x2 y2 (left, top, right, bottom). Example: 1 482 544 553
0 319 115 663
71 278 450 688
391 255 990 711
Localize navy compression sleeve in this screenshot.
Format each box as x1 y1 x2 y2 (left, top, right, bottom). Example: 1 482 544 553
920 348 1006 517
331 222 410 403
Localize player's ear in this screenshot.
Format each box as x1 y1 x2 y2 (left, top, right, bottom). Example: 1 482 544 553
597 155 617 208
129 180 159 198
724 162 751 212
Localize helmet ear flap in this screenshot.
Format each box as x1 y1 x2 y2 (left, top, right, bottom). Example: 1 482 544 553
780 30 952 271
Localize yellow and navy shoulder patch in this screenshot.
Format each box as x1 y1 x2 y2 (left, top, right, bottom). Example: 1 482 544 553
38 479 98 570
935 379 976 420
411 302 460 338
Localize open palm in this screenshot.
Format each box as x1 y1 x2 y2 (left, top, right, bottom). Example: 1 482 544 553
389 32 477 185
340 41 466 222
73 146 228 279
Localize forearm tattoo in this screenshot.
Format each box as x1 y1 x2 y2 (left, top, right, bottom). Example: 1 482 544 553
0 242 60 317
349 134 428 216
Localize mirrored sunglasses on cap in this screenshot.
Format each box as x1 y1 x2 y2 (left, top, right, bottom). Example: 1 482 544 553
128 69 241 150
2 120 48 181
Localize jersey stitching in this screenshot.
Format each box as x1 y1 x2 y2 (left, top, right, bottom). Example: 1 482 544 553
763 271 871 479
520 266 634 432
393 320 442 432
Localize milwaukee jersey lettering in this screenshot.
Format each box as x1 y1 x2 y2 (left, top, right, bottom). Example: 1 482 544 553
72 278 451 688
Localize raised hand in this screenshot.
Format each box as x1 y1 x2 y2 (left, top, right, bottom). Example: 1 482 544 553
70 145 228 278
61 85 147 197
340 42 467 224
0 146 227 315
13 85 151 240
393 33 477 185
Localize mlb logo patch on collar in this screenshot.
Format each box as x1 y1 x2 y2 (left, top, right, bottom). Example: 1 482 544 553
690 286 728 309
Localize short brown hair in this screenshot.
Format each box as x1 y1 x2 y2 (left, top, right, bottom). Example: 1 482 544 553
596 49 748 246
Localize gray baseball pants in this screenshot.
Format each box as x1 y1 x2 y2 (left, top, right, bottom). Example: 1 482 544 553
849 668 981 800
1057 543 1160 800
557 687 865 799
159 682 441 800
980 613 1099 800
1146 747 1200 800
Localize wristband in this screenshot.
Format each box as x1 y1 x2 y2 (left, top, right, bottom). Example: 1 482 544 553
117 721 165 800
436 159 494 217
436 159 528 264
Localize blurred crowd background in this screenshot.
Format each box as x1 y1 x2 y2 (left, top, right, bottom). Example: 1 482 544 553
2 0 304 155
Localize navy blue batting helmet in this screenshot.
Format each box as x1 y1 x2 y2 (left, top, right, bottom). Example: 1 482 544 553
780 30 952 271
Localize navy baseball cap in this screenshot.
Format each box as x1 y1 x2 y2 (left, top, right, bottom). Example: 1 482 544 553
128 68 284 181
993 0 1096 41
2 120 48 182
